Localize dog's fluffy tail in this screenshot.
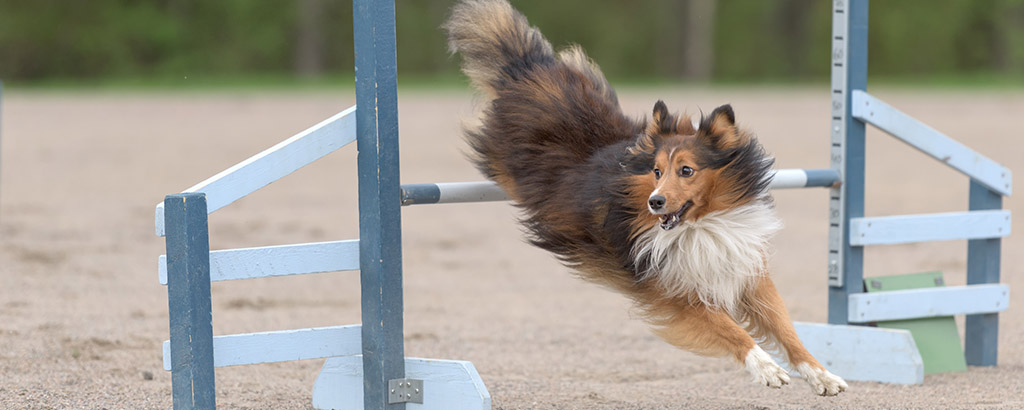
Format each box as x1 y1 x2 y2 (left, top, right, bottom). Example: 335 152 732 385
444 0 617 105
444 0 554 98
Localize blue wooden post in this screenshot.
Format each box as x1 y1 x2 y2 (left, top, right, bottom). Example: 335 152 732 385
353 1 406 409
164 193 216 409
827 0 868 324
965 181 1002 366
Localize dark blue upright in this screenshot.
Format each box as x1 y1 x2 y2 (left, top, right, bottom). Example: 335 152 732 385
164 193 216 409
966 181 1002 366
353 1 406 409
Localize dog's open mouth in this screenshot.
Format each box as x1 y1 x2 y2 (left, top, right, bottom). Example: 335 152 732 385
659 201 693 231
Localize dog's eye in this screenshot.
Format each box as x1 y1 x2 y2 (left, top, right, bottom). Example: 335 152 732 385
679 166 694 177
653 169 662 179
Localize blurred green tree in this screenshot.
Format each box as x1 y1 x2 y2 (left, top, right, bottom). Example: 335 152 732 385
0 0 1020 85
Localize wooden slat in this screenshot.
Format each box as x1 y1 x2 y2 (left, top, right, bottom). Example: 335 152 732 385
793 322 923 385
154 105 357 237
851 91 1012 196
850 210 1010 246
159 239 359 285
163 325 362 371
848 284 1010 323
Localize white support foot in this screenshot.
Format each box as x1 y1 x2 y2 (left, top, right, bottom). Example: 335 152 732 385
312 356 491 410
793 322 924 385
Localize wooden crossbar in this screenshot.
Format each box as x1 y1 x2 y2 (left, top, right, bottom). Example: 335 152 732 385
162 325 362 371
848 284 1010 323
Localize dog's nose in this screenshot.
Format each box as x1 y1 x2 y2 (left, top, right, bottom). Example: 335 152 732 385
648 195 666 210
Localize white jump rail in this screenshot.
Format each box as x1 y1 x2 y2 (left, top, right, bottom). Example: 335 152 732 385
162 325 362 370
155 105 358 236
399 169 840 206
850 210 1011 246
851 90 1012 196
848 284 1010 323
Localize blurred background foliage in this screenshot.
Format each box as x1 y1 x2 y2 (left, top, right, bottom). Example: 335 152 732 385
0 0 1022 86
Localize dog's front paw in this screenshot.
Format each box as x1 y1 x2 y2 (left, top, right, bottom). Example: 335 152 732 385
796 362 848 396
744 346 790 388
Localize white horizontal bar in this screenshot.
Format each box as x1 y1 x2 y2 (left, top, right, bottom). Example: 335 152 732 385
850 210 1010 246
163 325 361 371
436 182 508 203
768 169 807 189
852 91 1011 196
158 239 359 285
793 322 922 384
403 168 833 206
155 105 357 236
848 284 1009 323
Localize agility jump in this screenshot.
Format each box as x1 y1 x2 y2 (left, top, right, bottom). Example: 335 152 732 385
156 0 1010 408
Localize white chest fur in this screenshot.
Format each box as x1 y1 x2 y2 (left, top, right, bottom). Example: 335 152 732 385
632 200 782 312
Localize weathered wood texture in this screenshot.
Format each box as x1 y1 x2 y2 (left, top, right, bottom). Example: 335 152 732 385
848 284 1009 322
163 325 362 370
158 239 359 284
164 194 216 409
353 1 405 409
850 210 1010 246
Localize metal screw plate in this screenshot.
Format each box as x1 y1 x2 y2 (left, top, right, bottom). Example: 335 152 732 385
388 378 424 404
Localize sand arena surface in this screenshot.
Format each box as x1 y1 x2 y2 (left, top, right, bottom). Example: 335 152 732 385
0 88 1022 409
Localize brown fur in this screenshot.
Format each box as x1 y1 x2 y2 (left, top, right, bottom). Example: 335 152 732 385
445 0 838 394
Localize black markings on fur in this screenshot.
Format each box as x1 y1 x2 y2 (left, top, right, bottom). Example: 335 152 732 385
696 107 774 204
619 142 655 175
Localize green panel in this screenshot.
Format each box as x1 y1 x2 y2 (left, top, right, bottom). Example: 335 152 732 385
866 272 967 374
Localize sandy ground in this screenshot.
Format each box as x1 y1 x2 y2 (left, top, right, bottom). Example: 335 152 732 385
1 87 1022 409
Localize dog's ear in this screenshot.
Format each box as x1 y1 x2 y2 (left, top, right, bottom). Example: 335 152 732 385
699 104 745 151
646 100 675 136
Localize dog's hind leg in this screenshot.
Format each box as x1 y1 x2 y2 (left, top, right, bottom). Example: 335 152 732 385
739 276 848 396
650 299 790 389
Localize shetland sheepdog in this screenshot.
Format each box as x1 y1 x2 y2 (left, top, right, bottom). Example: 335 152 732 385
444 0 847 396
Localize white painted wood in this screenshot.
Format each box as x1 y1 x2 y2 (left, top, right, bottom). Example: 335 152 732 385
848 284 1010 323
158 239 359 285
154 105 357 236
850 210 1010 246
162 325 361 371
154 203 165 237
851 91 1012 196
768 169 808 189
435 182 508 204
313 355 491 410
793 322 923 385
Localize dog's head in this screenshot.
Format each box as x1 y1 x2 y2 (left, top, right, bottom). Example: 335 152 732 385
621 101 773 230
